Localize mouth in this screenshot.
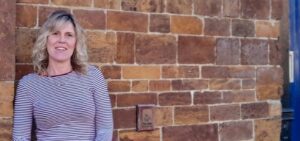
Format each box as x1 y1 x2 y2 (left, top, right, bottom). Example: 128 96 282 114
55 47 67 51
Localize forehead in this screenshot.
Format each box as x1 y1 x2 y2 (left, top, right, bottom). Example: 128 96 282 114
52 20 75 33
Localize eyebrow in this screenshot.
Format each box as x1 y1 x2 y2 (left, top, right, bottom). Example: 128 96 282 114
60 31 75 34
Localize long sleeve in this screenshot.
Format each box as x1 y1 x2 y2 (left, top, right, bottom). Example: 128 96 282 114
92 67 113 141
13 79 33 141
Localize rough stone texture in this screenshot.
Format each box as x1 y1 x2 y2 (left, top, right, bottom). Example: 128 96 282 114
116 93 157 107
171 16 203 35
175 106 209 125
204 18 230 36
15 65 34 80
135 34 176 64
121 0 164 13
216 38 240 65
162 66 199 78
194 0 222 17
150 14 170 33
272 0 283 19
166 0 192 14
223 90 256 103
269 101 282 117
242 79 256 89
0 0 15 81
16 28 37 63
94 0 106 8
220 121 253 141
256 21 280 38
116 32 135 64
16 5 37 27
113 108 136 129
17 0 48 4
0 84 14 119
256 67 283 100
223 0 239 17
94 0 121 9
210 104 240 121
159 92 191 106
38 6 70 26
108 81 130 92
101 65 121 79
241 102 269 119
119 129 160 141
241 0 270 19
107 11 148 32
73 10 105 29
163 124 218 141
0 118 13 141
209 79 241 90
86 31 116 63
172 79 208 91
241 39 269 65
149 80 171 91
0 82 14 103
123 66 160 79
255 119 281 141
202 66 255 78
232 19 255 37
112 130 118 141
194 91 222 105
110 95 116 107
269 40 283 65
51 0 92 7
132 80 148 92
0 101 13 117
153 107 173 126
178 36 215 64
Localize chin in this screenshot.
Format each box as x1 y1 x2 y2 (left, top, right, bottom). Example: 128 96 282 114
50 56 72 63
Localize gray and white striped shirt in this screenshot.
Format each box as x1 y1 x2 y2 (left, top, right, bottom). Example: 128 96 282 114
13 65 113 141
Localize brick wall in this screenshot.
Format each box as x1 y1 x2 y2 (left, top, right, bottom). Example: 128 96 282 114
0 0 15 140
1 0 285 140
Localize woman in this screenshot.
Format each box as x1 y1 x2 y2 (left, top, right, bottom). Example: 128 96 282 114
13 10 113 141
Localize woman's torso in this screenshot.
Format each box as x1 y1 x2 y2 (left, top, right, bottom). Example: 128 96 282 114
24 68 98 141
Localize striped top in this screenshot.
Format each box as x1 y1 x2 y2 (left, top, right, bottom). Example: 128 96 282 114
13 65 113 141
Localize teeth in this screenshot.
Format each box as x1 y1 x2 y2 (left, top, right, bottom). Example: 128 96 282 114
55 47 67 51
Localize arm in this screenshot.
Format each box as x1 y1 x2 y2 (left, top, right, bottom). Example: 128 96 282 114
92 67 113 141
13 79 32 141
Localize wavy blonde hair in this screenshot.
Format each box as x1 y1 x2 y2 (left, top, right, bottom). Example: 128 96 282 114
32 10 88 74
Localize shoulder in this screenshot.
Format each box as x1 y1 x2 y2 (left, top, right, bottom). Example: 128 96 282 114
18 73 38 86
16 73 39 94
86 65 107 86
87 65 100 72
87 65 104 78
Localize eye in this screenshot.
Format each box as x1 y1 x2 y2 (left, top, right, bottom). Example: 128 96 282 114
67 33 74 37
52 32 59 35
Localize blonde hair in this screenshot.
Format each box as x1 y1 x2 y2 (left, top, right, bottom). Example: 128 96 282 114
32 10 88 74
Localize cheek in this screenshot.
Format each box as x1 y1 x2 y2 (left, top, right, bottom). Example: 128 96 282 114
69 39 76 49
47 37 56 48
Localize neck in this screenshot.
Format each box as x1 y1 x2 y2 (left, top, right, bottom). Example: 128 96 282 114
47 61 73 76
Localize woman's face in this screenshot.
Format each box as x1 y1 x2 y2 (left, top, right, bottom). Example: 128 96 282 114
47 22 76 64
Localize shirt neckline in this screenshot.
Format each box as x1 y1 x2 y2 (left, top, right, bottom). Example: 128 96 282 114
47 70 74 77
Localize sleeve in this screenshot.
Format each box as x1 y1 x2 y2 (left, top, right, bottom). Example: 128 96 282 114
92 67 114 141
13 79 33 141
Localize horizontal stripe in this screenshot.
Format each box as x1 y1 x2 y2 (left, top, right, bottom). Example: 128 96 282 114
13 65 113 141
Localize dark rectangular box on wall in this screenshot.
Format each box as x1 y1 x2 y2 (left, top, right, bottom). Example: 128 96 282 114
136 104 155 131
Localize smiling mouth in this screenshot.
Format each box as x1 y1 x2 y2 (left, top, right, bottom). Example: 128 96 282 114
55 47 67 51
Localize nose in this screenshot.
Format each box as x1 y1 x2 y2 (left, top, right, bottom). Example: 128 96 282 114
58 35 66 43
